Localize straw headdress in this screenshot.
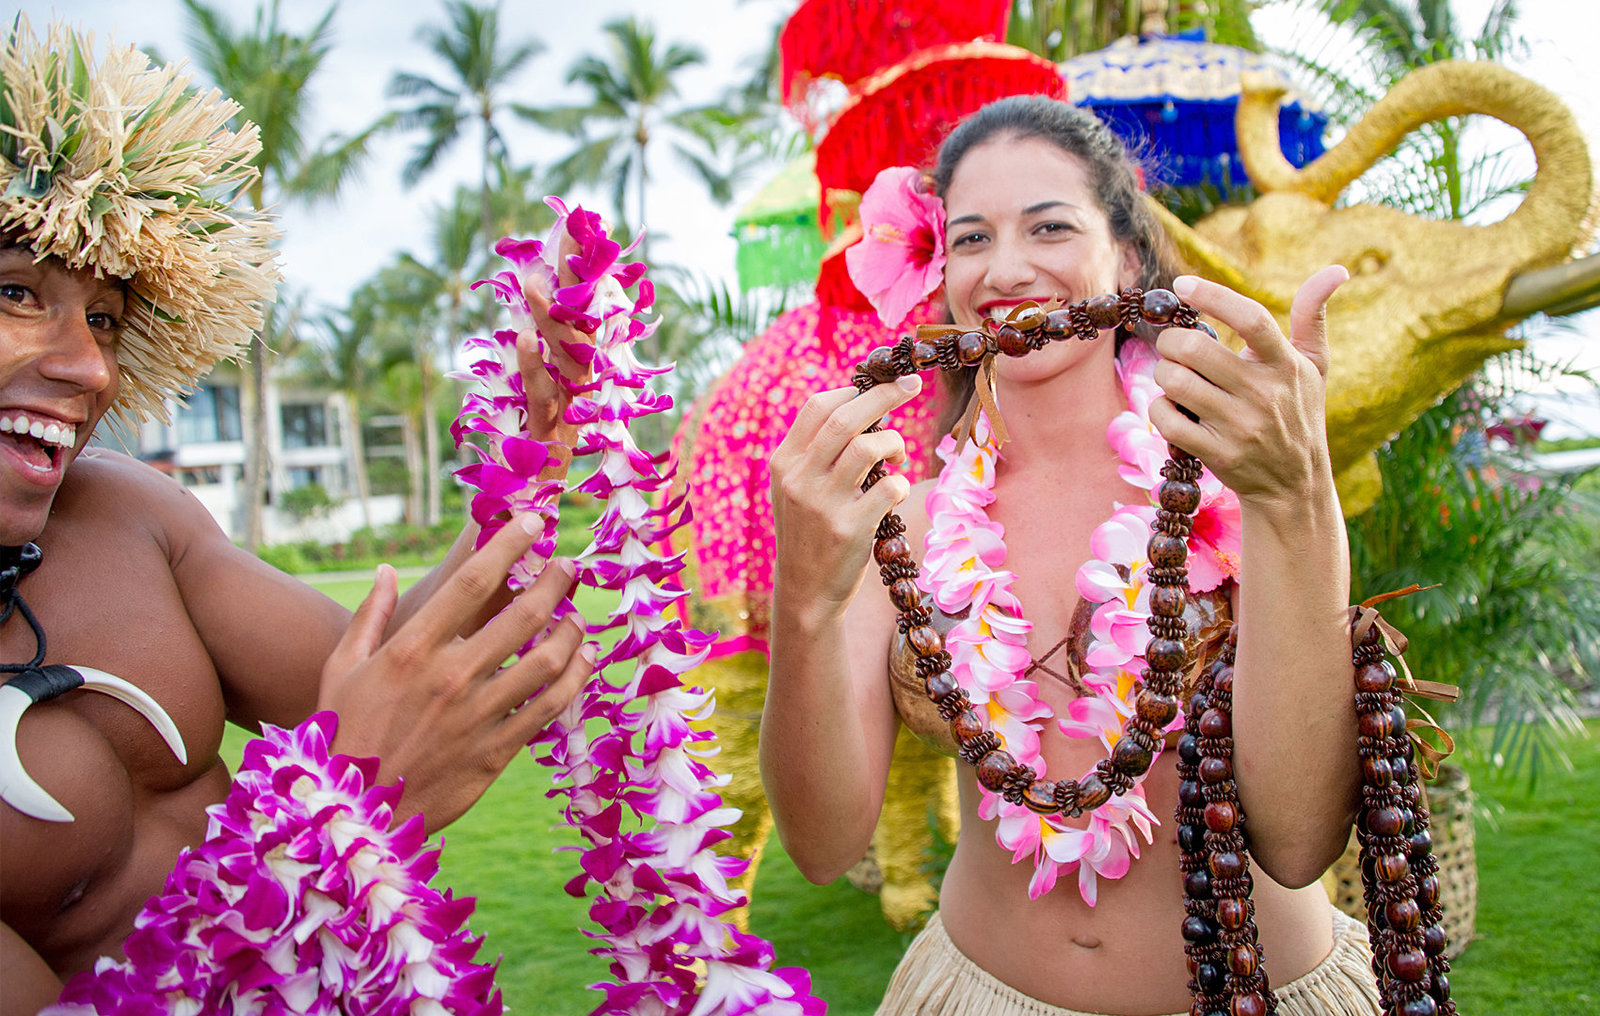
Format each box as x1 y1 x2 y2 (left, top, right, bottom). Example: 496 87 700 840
0 16 280 421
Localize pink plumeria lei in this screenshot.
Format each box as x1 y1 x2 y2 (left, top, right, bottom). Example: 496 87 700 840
454 199 822 1016
919 338 1241 906
48 712 501 1016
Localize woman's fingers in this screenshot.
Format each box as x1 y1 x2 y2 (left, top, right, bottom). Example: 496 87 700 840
1287 265 1349 378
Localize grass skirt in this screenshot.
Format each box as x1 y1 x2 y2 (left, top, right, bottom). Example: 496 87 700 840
875 907 1381 1016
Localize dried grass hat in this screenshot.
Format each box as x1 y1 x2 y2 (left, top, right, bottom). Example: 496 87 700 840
0 16 280 421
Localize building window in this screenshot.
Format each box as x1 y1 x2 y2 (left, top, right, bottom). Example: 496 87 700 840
176 384 242 444
286 466 323 489
280 403 328 450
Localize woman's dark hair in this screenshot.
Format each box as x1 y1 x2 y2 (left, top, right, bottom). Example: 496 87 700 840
930 95 1178 437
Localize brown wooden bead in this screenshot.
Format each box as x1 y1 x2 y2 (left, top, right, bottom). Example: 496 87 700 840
1422 925 1448 956
1203 800 1238 832
995 323 1029 356
957 331 987 364
874 535 910 566
976 750 1016 791
1148 532 1188 567
1231 991 1268 1016
1199 708 1232 739
1416 875 1440 909
911 340 940 370
1387 949 1429 982
888 577 922 611
1208 851 1246 879
1375 852 1410 883
1199 756 1232 784
1112 736 1154 775
1147 584 1185 617
1076 774 1112 810
1367 806 1406 837
951 708 986 743
1083 293 1122 328
865 346 897 382
925 670 957 701
1135 691 1180 727
907 625 944 657
1385 898 1421 932
1142 288 1181 323
1362 756 1394 787
1145 637 1188 672
1227 944 1259 977
1215 897 1249 930
1043 308 1073 336
1355 659 1397 693
1359 709 1396 739
1158 479 1202 513
1022 780 1059 814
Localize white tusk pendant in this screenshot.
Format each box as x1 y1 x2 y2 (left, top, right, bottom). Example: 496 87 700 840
0 664 187 823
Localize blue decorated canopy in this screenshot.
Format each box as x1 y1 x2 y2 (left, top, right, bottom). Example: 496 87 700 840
1061 30 1328 190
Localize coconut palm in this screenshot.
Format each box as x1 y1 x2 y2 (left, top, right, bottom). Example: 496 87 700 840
515 15 734 268
387 0 546 244
182 0 388 550
291 295 385 529
1007 0 1260 61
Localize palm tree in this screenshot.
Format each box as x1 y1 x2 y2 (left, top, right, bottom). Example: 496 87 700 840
292 294 385 529
516 15 731 268
1007 0 1260 62
390 188 489 526
182 0 388 550
387 0 545 244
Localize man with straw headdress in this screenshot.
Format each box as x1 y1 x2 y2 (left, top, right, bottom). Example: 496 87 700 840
0 19 592 1012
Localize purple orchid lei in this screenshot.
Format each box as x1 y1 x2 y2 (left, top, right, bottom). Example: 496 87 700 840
47 712 501 1016
454 198 823 1016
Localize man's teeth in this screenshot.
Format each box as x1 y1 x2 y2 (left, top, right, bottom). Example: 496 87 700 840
0 413 76 449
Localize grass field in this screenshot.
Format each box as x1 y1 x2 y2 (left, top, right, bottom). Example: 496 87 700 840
281 573 1600 1015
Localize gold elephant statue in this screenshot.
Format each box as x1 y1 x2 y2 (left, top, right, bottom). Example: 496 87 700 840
1155 58 1599 514
685 58 1598 934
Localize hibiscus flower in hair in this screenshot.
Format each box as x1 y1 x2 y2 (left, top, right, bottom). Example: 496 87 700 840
845 165 946 328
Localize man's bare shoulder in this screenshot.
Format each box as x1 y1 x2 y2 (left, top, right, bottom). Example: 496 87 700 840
50 450 223 551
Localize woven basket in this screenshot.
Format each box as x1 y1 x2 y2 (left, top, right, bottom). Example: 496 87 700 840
1321 762 1477 958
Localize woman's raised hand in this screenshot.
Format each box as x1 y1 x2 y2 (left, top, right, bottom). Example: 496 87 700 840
1146 267 1349 509
770 374 925 620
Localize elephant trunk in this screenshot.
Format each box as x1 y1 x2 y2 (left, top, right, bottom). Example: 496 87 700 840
1237 61 1597 270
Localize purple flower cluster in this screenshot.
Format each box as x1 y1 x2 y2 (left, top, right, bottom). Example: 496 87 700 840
456 199 824 1016
48 712 501 1016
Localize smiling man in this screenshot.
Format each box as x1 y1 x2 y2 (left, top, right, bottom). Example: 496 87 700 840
0 19 593 1014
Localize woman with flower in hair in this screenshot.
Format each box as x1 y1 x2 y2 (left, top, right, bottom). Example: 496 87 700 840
762 94 1386 1015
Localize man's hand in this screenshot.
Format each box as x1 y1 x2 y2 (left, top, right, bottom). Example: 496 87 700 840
317 515 593 833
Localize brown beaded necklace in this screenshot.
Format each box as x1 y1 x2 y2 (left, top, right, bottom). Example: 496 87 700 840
850 288 1457 1016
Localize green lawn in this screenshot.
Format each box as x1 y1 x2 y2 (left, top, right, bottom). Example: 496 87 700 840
282 572 1599 1015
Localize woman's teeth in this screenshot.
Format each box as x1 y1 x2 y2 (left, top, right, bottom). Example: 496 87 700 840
0 413 76 449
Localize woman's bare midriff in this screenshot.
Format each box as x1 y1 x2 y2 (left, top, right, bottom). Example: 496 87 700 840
937 744 1336 1016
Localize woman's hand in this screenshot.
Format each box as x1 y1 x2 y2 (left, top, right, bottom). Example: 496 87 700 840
317 517 593 833
770 375 925 623
1146 266 1348 509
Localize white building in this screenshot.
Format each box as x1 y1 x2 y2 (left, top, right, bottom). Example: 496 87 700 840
95 365 404 545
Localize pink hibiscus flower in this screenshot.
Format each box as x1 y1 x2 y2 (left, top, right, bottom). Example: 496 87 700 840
844 166 946 328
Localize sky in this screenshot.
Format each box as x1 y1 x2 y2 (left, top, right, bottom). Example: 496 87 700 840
16 0 1600 435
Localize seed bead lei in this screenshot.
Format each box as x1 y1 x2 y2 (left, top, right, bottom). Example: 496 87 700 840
852 288 1457 1016
854 287 1204 817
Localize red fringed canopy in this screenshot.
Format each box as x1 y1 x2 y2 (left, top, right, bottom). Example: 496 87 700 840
778 0 1011 129
813 41 1068 230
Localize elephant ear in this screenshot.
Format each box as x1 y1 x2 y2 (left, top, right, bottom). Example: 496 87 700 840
1234 60 1598 271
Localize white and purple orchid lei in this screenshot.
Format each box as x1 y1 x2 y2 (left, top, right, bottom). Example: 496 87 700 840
454 199 822 1016
920 337 1242 905
48 712 501 1016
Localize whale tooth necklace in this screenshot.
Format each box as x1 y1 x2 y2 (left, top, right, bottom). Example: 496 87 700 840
1 542 186 822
